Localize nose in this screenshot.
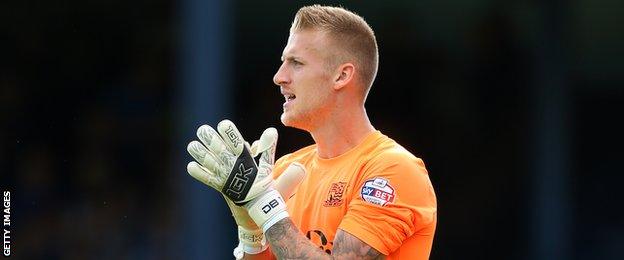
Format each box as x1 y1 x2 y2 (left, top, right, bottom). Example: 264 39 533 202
273 62 290 87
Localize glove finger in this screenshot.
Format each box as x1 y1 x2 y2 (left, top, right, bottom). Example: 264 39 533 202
187 141 222 174
257 128 278 166
244 141 253 155
217 119 245 156
187 161 219 188
196 124 228 162
187 140 208 163
274 162 306 201
250 140 260 157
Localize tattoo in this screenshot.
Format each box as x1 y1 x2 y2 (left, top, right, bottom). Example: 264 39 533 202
266 218 328 259
332 231 384 259
265 218 384 259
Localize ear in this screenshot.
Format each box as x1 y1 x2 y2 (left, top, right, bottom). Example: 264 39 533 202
333 63 355 90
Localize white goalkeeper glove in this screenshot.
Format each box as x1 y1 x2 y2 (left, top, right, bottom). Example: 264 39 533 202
229 163 305 258
186 120 303 253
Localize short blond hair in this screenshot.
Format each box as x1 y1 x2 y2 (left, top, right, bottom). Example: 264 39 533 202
290 5 379 97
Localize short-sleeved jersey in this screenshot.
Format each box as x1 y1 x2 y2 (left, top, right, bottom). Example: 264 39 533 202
272 131 437 259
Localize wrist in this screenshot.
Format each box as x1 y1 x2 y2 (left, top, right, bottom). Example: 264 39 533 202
235 226 268 259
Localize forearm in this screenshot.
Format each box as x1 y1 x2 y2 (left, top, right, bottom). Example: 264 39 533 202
264 218 384 260
265 218 332 259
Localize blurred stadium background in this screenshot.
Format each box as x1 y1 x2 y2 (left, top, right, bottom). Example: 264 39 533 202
2 0 623 259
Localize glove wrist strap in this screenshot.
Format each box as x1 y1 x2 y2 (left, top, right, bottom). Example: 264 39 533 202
246 189 289 233
233 241 268 260
237 226 266 248
234 226 268 259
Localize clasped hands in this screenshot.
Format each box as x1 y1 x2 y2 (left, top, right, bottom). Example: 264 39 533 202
186 120 305 254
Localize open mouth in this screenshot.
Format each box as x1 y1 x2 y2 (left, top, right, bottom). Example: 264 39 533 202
281 88 296 107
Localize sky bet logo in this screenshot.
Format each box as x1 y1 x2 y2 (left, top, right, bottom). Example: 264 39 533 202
360 177 396 206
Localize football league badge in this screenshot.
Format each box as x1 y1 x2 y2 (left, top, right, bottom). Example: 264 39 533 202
360 177 396 206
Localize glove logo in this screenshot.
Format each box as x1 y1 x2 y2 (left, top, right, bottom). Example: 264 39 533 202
225 125 242 148
223 150 258 202
240 232 264 243
229 164 253 193
261 199 280 214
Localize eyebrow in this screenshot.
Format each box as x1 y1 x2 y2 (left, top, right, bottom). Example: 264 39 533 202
281 55 303 62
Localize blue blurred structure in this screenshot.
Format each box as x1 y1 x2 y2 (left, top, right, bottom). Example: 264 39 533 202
530 1 571 259
175 0 235 258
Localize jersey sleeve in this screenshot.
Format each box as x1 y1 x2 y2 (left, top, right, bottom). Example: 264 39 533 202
338 149 437 255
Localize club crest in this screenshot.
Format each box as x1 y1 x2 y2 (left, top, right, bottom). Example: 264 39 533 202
323 182 347 207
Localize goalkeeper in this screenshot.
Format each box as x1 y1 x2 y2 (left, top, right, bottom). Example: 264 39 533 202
186 5 437 260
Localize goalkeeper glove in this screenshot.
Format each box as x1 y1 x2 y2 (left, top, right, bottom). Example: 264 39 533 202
186 120 303 253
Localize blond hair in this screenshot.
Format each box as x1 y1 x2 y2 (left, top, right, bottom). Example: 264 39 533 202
290 5 379 97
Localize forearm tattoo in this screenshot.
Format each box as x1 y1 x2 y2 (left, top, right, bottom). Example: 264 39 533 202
332 231 384 259
265 218 328 259
265 218 384 259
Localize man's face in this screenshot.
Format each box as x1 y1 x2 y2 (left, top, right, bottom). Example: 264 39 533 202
273 29 336 130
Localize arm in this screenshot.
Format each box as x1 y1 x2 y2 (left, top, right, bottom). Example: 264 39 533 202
265 218 384 260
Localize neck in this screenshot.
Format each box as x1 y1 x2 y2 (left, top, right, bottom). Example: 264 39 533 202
309 105 375 159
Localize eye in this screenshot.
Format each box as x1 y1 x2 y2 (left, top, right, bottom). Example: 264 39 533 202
288 58 303 67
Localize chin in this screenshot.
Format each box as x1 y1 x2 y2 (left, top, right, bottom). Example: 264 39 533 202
280 112 307 130
280 113 295 127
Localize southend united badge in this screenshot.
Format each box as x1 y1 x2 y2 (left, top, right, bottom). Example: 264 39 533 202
360 177 396 206
323 182 347 207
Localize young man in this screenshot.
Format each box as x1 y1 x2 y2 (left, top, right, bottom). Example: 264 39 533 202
187 5 436 260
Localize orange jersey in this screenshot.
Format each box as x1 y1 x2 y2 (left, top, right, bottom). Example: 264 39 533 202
272 131 437 259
